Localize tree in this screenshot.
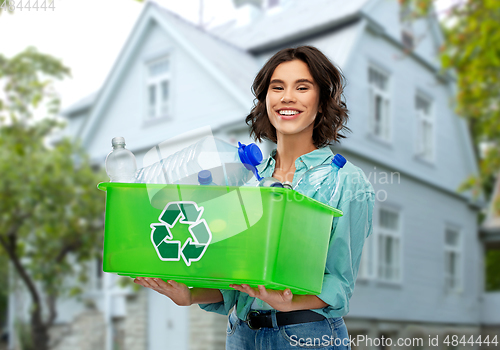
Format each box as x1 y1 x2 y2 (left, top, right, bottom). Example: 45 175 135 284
402 0 500 202
0 255 7 332
0 47 106 350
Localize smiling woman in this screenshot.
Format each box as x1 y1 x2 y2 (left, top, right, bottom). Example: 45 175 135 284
134 46 375 350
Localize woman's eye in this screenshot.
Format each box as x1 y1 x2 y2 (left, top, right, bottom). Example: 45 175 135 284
272 86 284 90
298 87 309 91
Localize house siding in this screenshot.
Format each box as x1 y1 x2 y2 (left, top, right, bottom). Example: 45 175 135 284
339 29 475 198
338 152 480 324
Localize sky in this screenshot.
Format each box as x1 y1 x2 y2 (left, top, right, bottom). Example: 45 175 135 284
0 0 455 114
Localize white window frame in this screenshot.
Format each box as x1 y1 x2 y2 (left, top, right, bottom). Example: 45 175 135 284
145 56 171 121
368 64 391 142
376 206 402 283
415 93 434 162
444 226 462 293
358 230 376 280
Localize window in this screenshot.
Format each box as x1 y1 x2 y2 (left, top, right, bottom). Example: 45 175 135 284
415 94 434 161
400 2 415 49
377 207 401 282
368 65 391 141
146 57 171 120
358 232 375 280
444 227 462 292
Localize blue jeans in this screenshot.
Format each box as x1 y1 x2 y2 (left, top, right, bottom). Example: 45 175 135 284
226 309 351 350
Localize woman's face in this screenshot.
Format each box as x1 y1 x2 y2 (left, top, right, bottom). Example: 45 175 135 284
266 59 321 140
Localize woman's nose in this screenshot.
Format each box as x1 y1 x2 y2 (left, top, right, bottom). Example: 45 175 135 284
281 89 296 103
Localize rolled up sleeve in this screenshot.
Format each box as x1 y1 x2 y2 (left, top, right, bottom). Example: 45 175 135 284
317 191 374 316
198 289 239 315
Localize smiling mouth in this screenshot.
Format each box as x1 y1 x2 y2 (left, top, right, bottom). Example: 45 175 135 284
276 110 302 120
278 110 302 116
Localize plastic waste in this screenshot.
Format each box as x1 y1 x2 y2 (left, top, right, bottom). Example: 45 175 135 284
134 137 263 186
105 137 137 183
198 170 217 186
258 177 284 188
293 154 347 204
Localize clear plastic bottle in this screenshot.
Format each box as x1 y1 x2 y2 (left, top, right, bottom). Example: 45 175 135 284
293 154 347 205
134 137 263 186
105 137 137 183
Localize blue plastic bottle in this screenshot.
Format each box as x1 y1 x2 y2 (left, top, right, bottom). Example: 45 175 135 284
293 154 347 205
198 170 217 186
258 177 284 188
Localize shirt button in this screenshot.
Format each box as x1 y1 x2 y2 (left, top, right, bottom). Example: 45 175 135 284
309 166 313 169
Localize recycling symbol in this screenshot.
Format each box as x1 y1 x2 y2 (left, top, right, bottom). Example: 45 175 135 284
150 201 212 266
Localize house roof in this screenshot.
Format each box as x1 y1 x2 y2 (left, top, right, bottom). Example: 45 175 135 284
210 0 370 51
60 91 98 117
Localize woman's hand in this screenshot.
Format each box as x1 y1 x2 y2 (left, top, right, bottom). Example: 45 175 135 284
134 277 192 306
229 284 293 312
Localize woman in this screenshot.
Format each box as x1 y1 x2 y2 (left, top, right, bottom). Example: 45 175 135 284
134 46 375 349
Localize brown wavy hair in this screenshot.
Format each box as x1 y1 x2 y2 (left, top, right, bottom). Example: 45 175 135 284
245 46 350 148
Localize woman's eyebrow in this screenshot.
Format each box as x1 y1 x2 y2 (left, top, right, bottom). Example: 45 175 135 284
269 78 314 84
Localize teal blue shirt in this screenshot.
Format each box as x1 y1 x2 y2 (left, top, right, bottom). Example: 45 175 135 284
199 146 375 320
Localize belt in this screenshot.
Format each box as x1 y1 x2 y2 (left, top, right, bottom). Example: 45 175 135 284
246 310 325 330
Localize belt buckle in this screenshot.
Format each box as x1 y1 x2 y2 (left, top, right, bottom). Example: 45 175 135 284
246 310 261 330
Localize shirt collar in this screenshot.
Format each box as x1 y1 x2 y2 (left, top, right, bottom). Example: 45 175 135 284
297 147 333 170
257 146 334 175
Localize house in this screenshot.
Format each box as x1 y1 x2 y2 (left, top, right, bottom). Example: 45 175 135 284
8 0 492 349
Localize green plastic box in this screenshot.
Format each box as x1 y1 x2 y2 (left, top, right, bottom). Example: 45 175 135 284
98 182 343 295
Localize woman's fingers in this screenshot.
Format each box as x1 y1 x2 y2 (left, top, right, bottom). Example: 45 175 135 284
133 278 191 306
258 285 268 297
134 277 148 287
155 278 172 288
167 280 182 289
134 277 169 291
230 284 259 297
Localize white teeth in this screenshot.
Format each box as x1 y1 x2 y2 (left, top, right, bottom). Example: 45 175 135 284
278 110 300 115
